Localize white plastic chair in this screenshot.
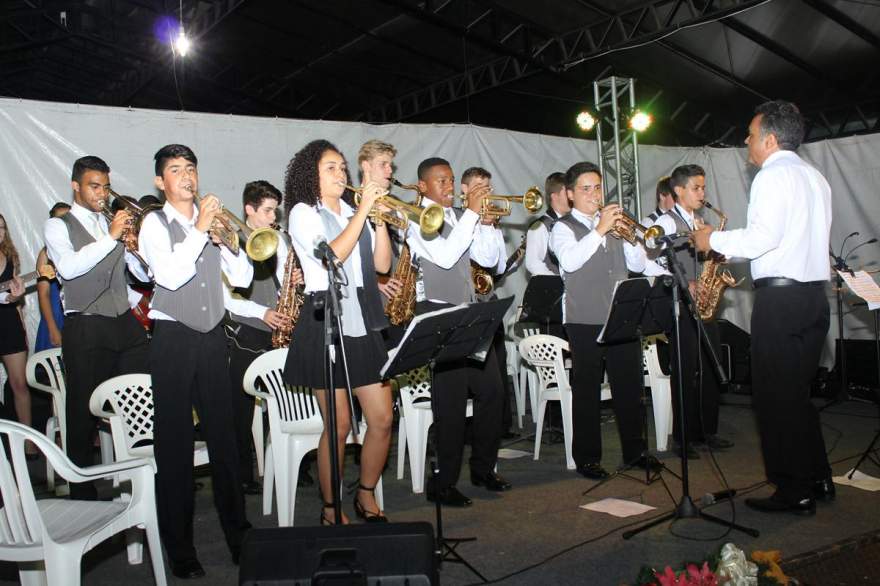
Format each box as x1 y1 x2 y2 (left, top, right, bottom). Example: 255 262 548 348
516 326 540 422
395 366 475 494
89 374 208 564
243 348 383 527
644 338 673 452
519 335 576 470
0 420 166 586
25 349 113 494
252 398 265 478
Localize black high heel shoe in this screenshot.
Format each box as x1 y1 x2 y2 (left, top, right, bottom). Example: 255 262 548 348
320 502 335 526
353 484 388 523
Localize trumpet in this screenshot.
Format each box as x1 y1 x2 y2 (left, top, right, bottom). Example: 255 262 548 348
189 189 279 262
460 186 544 220
99 189 160 267
342 182 445 235
596 201 665 247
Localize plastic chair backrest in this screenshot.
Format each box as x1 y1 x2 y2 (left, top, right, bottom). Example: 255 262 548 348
397 367 432 405
89 374 155 456
519 334 569 390
25 348 66 401
243 349 322 431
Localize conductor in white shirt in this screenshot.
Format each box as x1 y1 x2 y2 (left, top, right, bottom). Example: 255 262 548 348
693 100 833 516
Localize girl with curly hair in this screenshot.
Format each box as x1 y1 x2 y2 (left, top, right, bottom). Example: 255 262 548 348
282 139 394 525
0 213 36 451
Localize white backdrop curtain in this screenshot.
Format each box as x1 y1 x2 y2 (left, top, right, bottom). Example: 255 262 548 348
1 97 879 378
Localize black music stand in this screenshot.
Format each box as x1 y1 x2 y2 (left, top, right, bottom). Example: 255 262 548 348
582 278 680 497
519 276 564 335
381 297 513 583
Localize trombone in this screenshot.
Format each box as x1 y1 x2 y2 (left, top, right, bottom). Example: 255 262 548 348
460 186 544 220
341 182 445 235
189 189 279 262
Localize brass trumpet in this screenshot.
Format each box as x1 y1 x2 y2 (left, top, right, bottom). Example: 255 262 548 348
342 183 445 235
189 189 279 262
100 189 160 267
460 187 544 220
596 201 665 247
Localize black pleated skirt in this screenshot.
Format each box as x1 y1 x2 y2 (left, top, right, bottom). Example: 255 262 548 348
283 291 388 389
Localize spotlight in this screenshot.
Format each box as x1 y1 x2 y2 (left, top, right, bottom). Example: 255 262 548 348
629 110 652 132
576 111 596 132
173 29 191 57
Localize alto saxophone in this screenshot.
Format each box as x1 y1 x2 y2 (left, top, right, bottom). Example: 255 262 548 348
272 246 305 348
695 202 743 321
471 261 494 296
385 242 417 325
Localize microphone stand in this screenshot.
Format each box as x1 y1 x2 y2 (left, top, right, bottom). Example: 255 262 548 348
315 254 358 525
622 246 758 540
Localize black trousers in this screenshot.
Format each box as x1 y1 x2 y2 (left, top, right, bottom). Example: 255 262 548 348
416 301 504 488
565 324 646 466
62 311 149 500
751 285 831 501
227 322 272 484
667 308 722 442
151 321 249 563
492 325 515 433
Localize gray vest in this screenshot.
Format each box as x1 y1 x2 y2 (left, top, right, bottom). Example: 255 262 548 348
534 214 560 275
57 214 130 317
150 211 226 333
417 208 474 305
665 209 699 281
230 246 280 333
557 214 628 325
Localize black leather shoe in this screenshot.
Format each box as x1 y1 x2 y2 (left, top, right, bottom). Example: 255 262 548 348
745 493 816 516
471 471 512 492
576 462 609 480
170 558 205 579
426 485 472 507
812 478 836 502
705 435 735 450
242 480 262 495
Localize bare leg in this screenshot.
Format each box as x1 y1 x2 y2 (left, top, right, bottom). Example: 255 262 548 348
353 381 393 515
2 352 35 454
314 387 352 524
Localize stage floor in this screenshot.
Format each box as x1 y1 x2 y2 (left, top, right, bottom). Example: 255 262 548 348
3 396 879 585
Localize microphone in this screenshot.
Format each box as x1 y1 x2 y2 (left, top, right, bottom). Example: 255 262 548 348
839 231 860 257
845 237 879 264
700 488 737 506
313 236 343 270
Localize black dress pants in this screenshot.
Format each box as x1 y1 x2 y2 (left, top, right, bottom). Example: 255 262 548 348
62 311 149 500
227 322 272 484
151 321 249 563
565 323 646 466
492 325 515 433
751 285 831 501
667 307 722 443
416 301 504 488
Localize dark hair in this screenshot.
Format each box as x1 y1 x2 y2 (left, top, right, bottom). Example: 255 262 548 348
563 162 601 191
283 140 352 211
417 157 451 181
755 100 804 151
111 195 137 213
243 180 282 215
655 177 673 204
71 156 110 182
545 172 566 196
139 194 161 207
154 144 198 177
49 202 71 218
669 164 705 196
461 167 491 185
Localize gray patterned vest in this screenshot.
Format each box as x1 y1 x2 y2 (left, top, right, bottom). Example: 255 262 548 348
57 213 130 317
150 211 226 333
417 208 474 305
557 213 628 325
229 246 280 333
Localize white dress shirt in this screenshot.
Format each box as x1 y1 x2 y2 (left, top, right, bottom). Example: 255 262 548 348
138 201 253 321
223 235 289 319
44 202 151 314
710 150 832 282
653 203 698 239
406 206 501 269
288 201 373 293
525 221 554 276
549 208 666 277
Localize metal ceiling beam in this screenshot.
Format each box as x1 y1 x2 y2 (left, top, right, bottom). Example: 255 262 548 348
799 0 880 53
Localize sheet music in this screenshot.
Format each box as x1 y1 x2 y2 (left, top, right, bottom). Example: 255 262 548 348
838 270 880 311
597 277 655 343
381 305 461 375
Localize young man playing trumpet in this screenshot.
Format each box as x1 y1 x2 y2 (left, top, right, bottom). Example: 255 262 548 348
138 144 252 579
407 157 510 507
549 162 666 479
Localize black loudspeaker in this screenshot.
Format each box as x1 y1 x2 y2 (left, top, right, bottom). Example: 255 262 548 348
717 319 751 387
832 339 880 397
239 522 438 585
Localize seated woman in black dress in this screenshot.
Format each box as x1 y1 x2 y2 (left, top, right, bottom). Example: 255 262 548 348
282 140 393 525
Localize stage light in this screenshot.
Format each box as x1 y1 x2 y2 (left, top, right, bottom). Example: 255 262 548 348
629 110 652 132
576 111 596 131
173 29 191 57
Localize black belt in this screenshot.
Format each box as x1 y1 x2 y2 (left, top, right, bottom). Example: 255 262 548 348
753 277 825 289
